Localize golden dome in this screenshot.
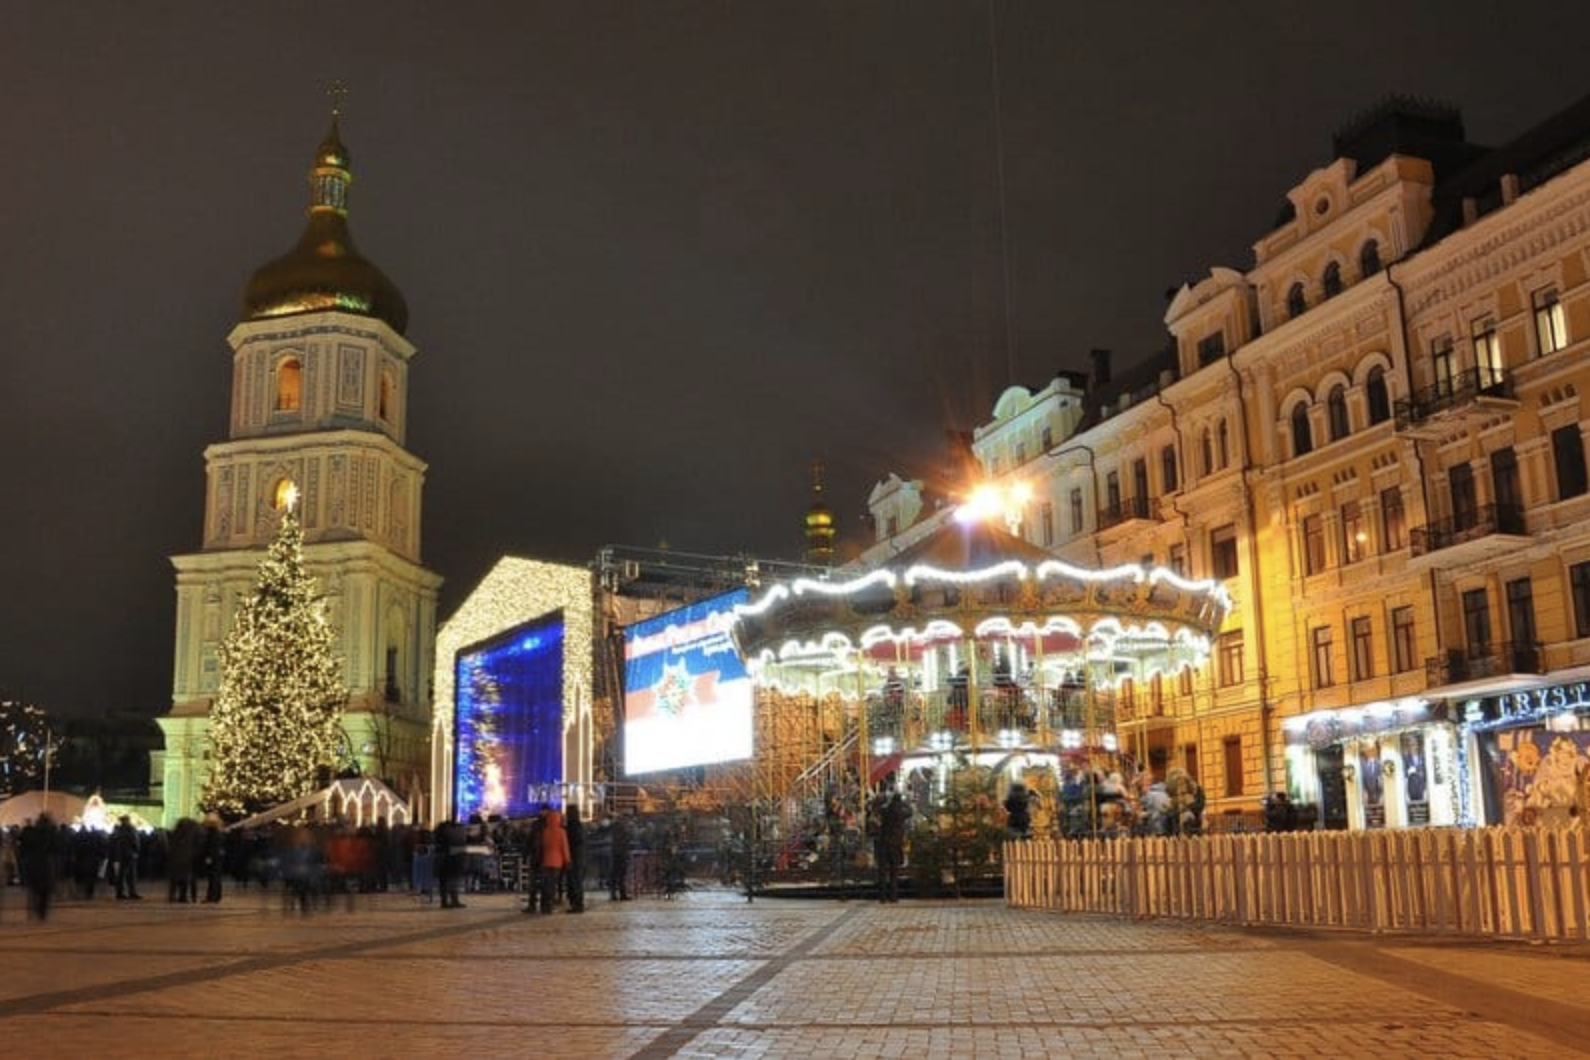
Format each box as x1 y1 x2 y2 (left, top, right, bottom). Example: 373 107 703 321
804 461 836 562
241 117 409 334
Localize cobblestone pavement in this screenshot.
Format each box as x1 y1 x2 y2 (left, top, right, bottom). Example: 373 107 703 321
2 884 1589 1058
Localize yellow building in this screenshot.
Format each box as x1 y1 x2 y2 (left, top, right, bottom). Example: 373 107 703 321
867 93 1590 831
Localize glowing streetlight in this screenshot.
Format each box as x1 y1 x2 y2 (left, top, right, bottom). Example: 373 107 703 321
955 480 1032 535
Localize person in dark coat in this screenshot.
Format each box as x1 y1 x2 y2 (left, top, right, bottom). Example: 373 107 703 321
876 792 911 903
520 813 545 912
110 815 143 899
166 818 199 902
607 812 632 901
564 805 586 913
201 815 226 902
70 825 109 900
19 814 62 920
1004 781 1032 839
435 819 468 909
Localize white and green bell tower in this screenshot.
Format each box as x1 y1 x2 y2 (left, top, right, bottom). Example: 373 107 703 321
156 98 441 825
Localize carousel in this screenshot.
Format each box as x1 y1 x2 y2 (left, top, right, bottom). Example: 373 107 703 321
730 510 1231 880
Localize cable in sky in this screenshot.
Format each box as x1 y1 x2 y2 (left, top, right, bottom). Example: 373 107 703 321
988 0 1017 387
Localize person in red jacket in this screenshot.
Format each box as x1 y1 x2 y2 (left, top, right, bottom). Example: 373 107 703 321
535 807 571 914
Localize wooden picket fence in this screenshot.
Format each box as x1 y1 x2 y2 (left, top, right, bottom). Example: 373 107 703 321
1004 827 1590 942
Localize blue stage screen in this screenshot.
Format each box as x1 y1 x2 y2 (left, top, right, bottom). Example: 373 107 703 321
454 611 566 820
622 588 752 775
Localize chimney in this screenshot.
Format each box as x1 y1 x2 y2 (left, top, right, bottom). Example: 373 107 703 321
1089 348 1112 390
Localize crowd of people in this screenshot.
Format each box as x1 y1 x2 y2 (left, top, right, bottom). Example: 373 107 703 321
0 813 426 921
0 807 683 921
0 805 662 923
429 804 602 913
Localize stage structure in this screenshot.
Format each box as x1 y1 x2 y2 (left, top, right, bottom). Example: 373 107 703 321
431 558 595 824
730 515 1233 846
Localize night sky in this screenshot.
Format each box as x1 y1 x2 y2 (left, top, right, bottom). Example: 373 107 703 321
6 3 1590 719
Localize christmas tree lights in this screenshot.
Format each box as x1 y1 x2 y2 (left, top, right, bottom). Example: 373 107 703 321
201 502 346 819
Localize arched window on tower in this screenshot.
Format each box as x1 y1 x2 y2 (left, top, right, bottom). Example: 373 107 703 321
1328 385 1350 441
1366 366 1391 425
276 357 303 413
1217 419 1231 469
379 370 395 423
272 478 299 511
1291 403 1313 458
1360 239 1382 277
1286 282 1307 319
1200 428 1214 477
1322 261 1343 299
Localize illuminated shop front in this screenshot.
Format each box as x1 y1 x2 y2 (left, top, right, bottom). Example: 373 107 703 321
1283 699 1460 830
1458 679 1590 828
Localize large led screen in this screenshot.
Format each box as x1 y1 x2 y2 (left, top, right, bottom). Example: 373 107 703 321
623 588 752 774
454 611 566 820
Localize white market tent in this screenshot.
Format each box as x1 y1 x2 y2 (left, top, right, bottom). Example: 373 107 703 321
227 777 414 832
0 790 88 828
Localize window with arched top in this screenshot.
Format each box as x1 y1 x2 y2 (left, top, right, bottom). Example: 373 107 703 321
1291 403 1313 458
1360 240 1382 277
272 478 299 511
1366 366 1390 425
1327 385 1350 441
1200 429 1214 476
1217 419 1230 469
378 371 394 422
1286 283 1307 319
275 357 302 412
1322 261 1343 299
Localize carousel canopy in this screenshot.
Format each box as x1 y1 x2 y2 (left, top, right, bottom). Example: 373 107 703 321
732 518 1230 684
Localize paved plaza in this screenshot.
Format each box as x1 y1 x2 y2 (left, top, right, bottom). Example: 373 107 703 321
2 884 1589 1058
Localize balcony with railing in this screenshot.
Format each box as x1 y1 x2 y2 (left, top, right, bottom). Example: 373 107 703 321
1424 641 1543 687
1408 502 1528 566
1097 495 1155 533
1394 366 1516 435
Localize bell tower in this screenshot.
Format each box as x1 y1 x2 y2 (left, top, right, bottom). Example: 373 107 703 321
156 96 442 824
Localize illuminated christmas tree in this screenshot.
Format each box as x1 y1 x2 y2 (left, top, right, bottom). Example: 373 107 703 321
0 697 51 799
202 492 346 819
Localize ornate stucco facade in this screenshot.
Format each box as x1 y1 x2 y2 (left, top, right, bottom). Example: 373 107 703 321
866 93 1590 831
156 116 441 826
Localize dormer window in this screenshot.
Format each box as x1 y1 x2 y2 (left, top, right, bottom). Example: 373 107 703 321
1197 331 1226 366
1360 239 1382 277
1322 262 1343 299
1286 283 1307 319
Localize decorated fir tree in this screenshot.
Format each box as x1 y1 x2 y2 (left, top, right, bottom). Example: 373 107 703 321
201 492 346 819
0 698 51 799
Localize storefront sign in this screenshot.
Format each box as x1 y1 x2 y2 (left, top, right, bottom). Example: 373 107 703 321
1491 681 1590 721
1467 681 1590 731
